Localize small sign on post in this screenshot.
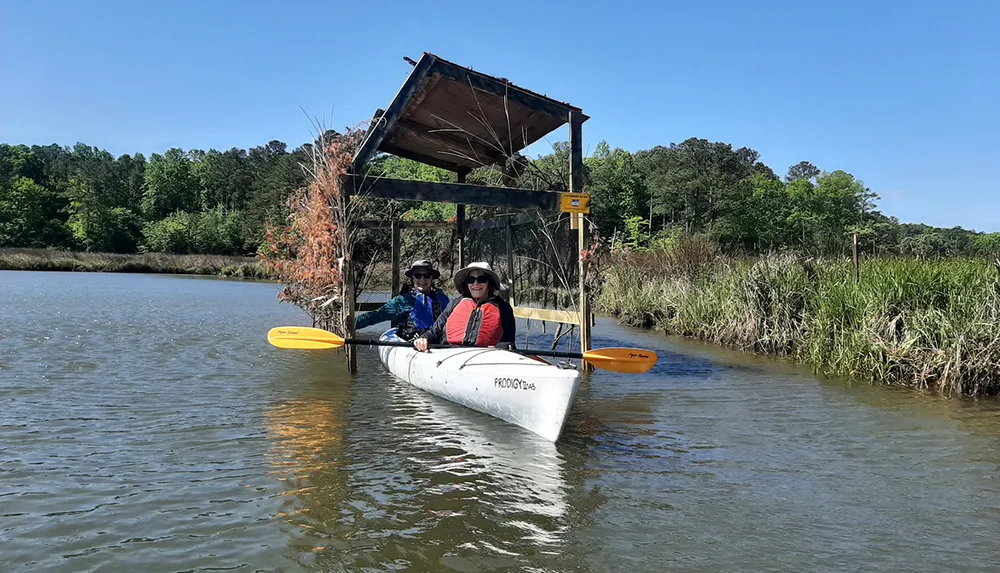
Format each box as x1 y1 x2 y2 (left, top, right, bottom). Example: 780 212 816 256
560 192 591 214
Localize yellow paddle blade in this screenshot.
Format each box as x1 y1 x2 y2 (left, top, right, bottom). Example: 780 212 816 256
267 326 345 350
581 348 658 374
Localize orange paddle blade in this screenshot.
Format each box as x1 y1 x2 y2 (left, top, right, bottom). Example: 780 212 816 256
581 348 658 374
267 326 345 350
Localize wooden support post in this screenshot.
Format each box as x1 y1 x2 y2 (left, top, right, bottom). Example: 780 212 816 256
853 232 860 284
391 220 401 296
345 257 357 374
506 216 515 305
456 172 467 268
576 212 592 369
569 111 591 370
457 205 466 268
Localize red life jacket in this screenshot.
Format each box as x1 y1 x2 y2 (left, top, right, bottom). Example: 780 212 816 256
445 298 504 347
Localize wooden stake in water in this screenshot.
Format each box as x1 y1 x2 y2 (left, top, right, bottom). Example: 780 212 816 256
390 219 400 297
853 233 860 283
570 111 592 371
346 257 357 374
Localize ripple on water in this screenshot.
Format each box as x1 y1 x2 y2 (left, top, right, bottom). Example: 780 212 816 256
5 272 1000 572
252 367 589 571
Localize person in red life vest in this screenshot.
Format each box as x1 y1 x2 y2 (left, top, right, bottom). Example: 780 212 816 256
412 261 516 352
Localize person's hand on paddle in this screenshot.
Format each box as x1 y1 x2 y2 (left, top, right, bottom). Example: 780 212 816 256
413 337 430 352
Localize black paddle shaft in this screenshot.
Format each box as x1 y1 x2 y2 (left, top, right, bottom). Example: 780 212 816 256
343 338 586 360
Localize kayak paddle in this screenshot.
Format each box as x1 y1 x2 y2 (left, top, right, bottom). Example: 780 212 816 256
266 326 658 374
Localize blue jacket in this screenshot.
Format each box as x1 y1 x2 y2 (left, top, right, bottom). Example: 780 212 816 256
355 288 451 338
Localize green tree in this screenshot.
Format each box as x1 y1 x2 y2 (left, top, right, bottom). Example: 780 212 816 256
786 161 820 183
370 154 456 183
623 215 650 249
92 207 144 252
42 144 142 250
635 138 761 234
0 145 70 246
585 141 647 239
971 232 1000 256
112 153 146 211
142 148 199 219
66 176 103 250
195 147 252 211
786 178 820 249
244 141 308 238
0 144 46 184
142 211 194 254
813 170 876 253
0 176 68 246
710 172 792 252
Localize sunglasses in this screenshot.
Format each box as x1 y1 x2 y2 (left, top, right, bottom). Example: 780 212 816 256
465 275 491 284
411 273 433 279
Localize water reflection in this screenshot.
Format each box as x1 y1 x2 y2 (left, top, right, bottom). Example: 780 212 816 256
259 341 604 571
262 370 354 570
383 380 572 544
264 396 350 502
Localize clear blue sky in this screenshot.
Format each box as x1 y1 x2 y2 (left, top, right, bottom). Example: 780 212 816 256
3 0 998 232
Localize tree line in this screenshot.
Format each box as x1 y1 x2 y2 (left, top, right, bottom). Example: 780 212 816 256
2 136 997 259
579 139 1000 258
0 140 313 255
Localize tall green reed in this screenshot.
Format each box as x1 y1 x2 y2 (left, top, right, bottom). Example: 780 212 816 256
597 251 1000 396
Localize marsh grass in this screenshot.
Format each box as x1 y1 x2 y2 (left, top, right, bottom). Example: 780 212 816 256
0 248 274 279
597 250 1000 396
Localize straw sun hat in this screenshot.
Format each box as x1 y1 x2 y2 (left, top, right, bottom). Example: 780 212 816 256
452 261 501 292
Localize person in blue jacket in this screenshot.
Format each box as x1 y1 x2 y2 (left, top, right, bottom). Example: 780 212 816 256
354 259 452 340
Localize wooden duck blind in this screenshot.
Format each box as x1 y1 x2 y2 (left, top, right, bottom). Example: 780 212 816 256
343 52 593 372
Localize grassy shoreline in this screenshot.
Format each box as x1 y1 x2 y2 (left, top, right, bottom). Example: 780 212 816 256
12 247 999 397
595 249 1000 397
0 248 275 279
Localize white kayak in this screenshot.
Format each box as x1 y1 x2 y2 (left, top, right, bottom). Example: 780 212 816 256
376 328 582 442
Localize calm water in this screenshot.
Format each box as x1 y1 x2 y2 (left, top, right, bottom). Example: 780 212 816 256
2 270 1000 572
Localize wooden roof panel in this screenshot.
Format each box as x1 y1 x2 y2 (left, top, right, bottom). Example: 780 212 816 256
354 52 586 174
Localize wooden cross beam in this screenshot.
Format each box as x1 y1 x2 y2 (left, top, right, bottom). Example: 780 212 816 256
343 174 562 211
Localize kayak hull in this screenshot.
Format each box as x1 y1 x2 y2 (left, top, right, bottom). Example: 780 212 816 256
376 329 582 442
